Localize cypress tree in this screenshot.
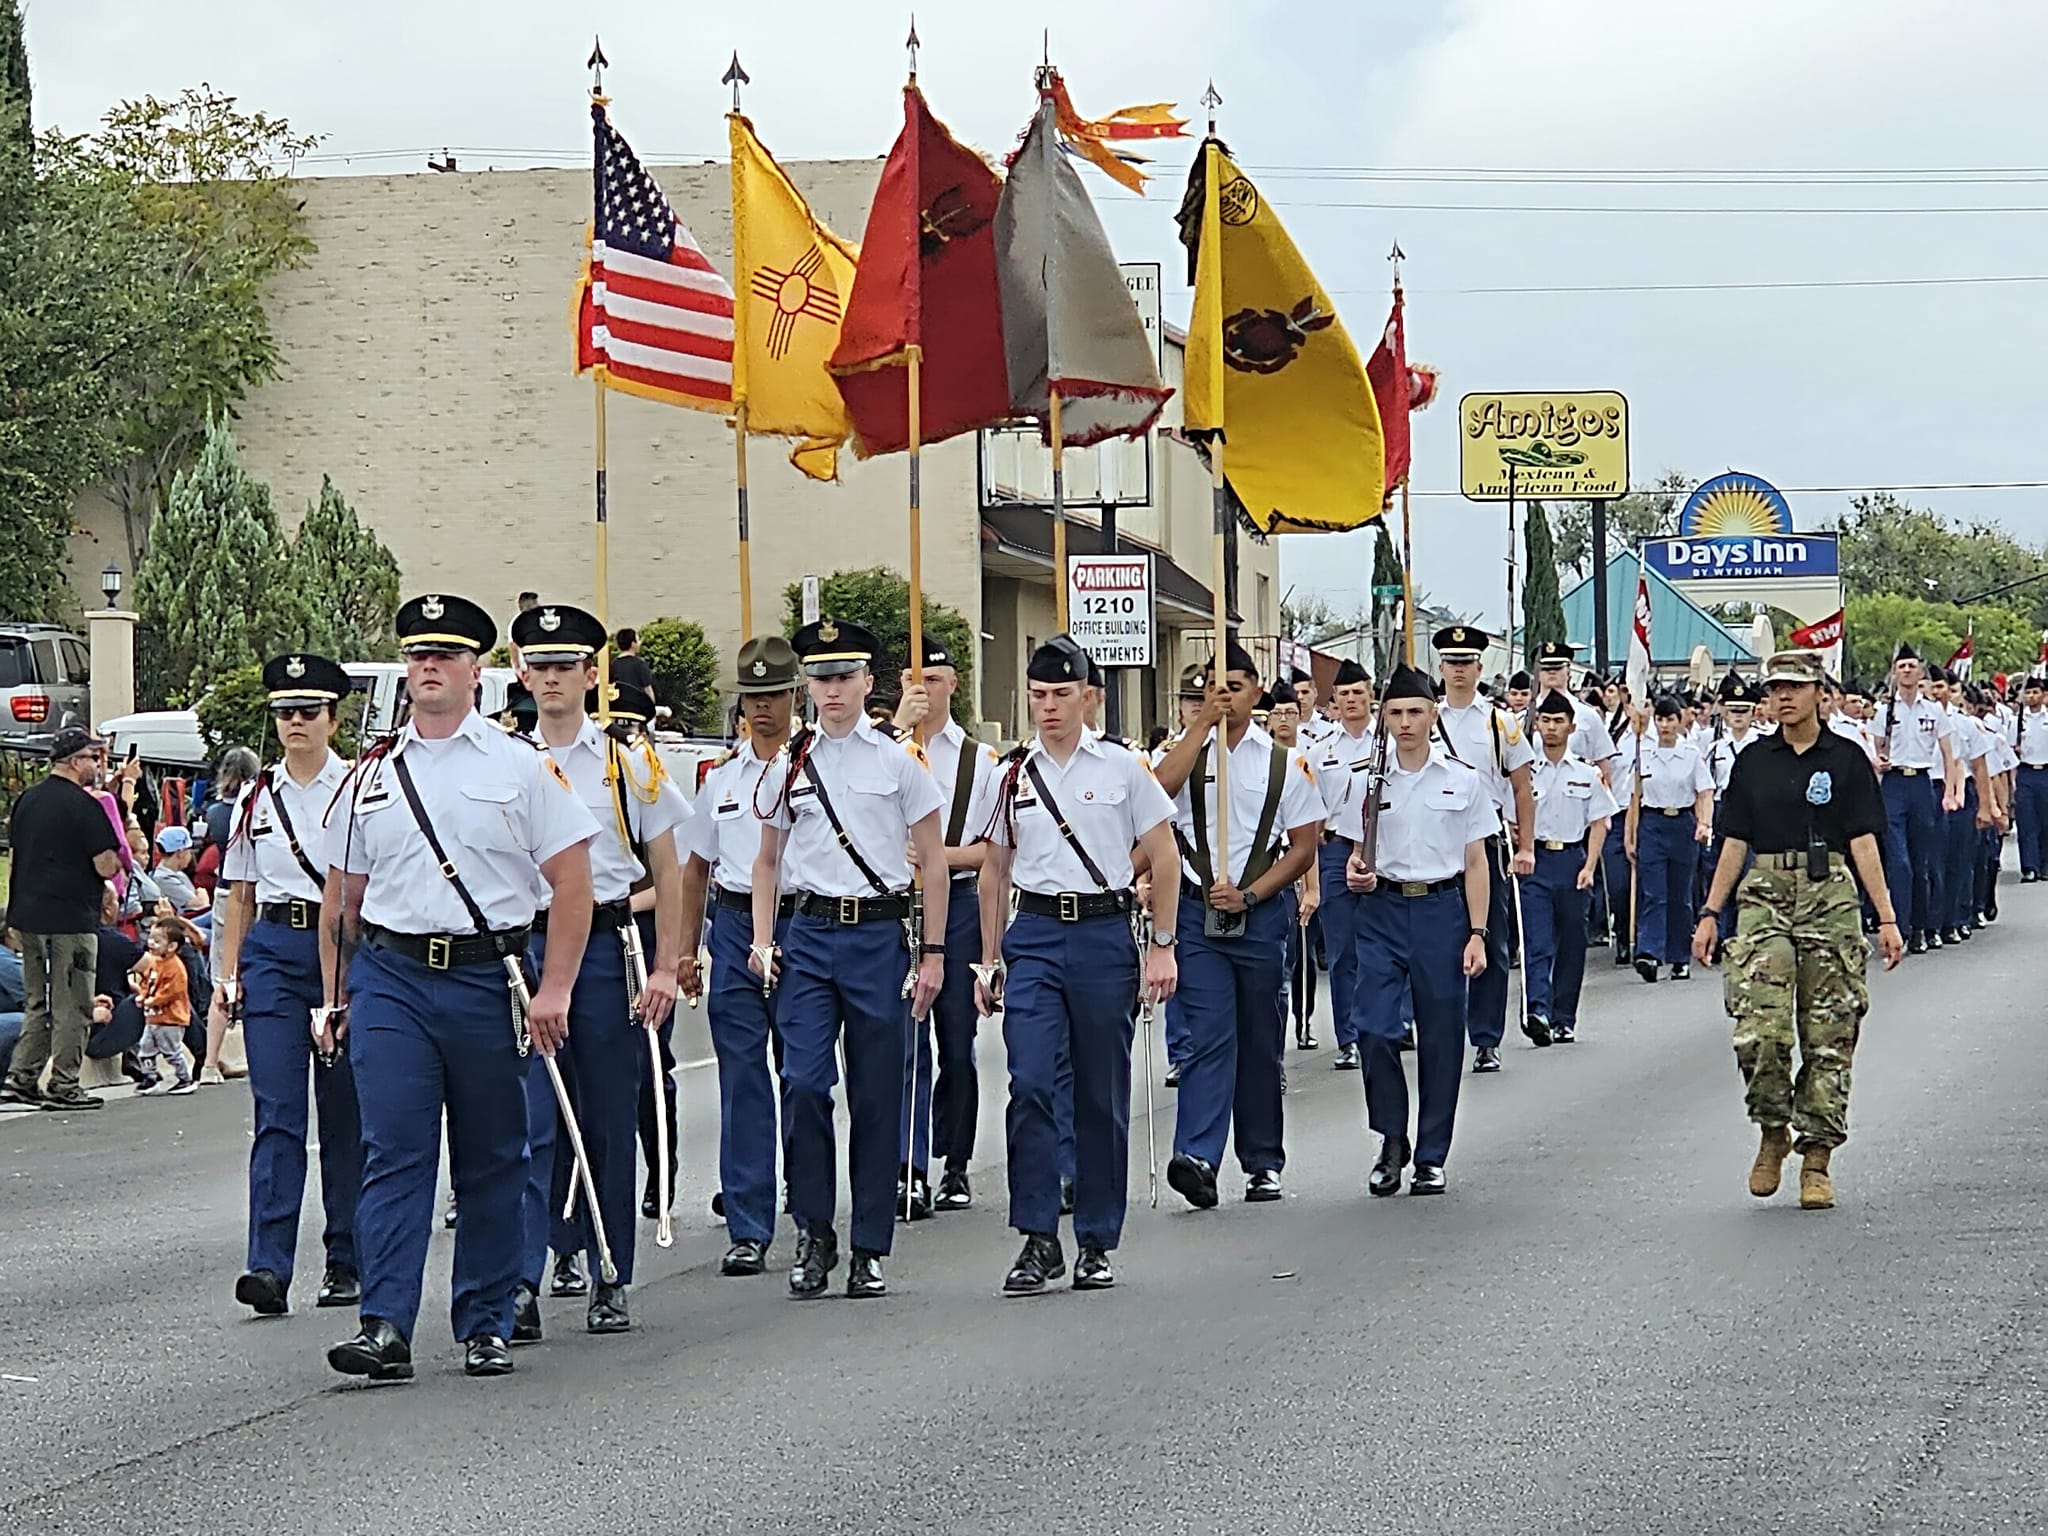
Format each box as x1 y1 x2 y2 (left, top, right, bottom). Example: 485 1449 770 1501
1522 500 1569 657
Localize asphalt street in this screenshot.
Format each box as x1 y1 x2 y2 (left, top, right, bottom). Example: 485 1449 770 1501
2 890 2044 1535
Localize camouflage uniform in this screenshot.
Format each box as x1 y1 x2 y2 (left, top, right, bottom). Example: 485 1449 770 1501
1721 855 1870 1148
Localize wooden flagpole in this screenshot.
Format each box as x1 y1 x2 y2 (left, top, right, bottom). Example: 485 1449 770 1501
1051 390 1067 628
1400 478 1415 665
1199 106 1230 880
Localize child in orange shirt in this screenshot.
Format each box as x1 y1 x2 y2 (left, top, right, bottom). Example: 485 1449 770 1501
132 921 195 1096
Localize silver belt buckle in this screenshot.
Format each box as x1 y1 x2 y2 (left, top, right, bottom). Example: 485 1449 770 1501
1058 892 1080 922
426 935 452 970
288 898 310 930
838 896 860 925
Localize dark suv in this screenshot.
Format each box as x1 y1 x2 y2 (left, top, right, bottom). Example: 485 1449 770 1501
0 624 92 747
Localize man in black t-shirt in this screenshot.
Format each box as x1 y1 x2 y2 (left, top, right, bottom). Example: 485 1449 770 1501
3 728 124 1110
609 628 657 706
1695 651 1902 1213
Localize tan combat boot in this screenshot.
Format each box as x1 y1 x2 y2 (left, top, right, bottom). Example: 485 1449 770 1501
1749 1125 1793 1198
1799 1145 1834 1209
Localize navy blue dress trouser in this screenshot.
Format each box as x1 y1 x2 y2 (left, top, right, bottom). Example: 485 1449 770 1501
1882 771 1941 936
2015 764 2048 876
707 903 791 1247
348 941 527 1344
1171 889 1285 1176
1943 780 1980 930
1354 883 1468 1167
903 880 983 1176
779 911 910 1256
1466 837 1514 1047
1634 812 1698 965
1520 844 1591 1029
1002 910 1137 1249
243 918 362 1288
1316 839 1362 1048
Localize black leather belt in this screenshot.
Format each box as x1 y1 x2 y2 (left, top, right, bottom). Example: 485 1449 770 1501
793 891 912 924
258 899 320 930
1016 889 1134 921
533 898 632 935
1369 876 1461 898
713 884 797 918
1322 829 1345 844
1758 850 1845 871
364 923 530 970
1537 838 1586 852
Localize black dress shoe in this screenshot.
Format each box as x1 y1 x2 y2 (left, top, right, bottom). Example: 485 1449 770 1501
711 1190 726 1219
327 1317 413 1382
1333 1043 1360 1070
1940 927 1962 945
1907 933 1927 955
1245 1169 1283 1202
1059 1174 1075 1215
550 1252 588 1298
463 1334 514 1377
1296 1027 1319 1049
1926 930 1944 950
1634 956 1660 983
1368 1137 1409 1197
2023 871 2040 884
1472 1046 1502 1073
1002 1233 1066 1296
1163 1062 1181 1088
721 1239 769 1275
511 1282 542 1344
1550 1023 1576 1044
1072 1247 1115 1290
1409 1163 1447 1195
442 1194 457 1230
315 1264 360 1309
1522 1013 1552 1048
1614 945 1634 967
935 1168 972 1210
1954 924 1973 941
587 1281 631 1334
642 1189 658 1220
1166 1152 1219 1210
846 1250 887 1299
235 1268 289 1317
789 1227 839 1298
1399 1028 1416 1052
1671 961 1691 980
897 1166 933 1221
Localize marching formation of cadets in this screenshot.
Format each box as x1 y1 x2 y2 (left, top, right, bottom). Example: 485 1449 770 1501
206 593 2039 1380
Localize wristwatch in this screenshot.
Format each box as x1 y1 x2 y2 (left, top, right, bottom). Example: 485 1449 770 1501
1469 925 1488 940
919 943 946 956
1150 930 1177 947
1703 907 1724 924
1242 889 1261 910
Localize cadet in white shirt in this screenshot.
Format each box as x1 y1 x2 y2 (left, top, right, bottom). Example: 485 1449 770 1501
750 620 948 1302
892 636 1004 1217
1927 667 1996 941
1969 683 2018 924
2013 674 2048 880
678 635 800 1277
324 594 599 1385
977 635 1181 1296
1338 664 1494 1197
1152 640 1324 1210
1623 694 1714 982
1874 644 1965 951
1431 624 1535 1074
215 652 363 1320
510 604 689 1339
1309 659 1378 1067
1532 642 1619 777
1521 690 1620 1045
1291 667 1338 750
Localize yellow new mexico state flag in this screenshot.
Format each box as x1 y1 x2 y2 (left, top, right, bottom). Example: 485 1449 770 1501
729 113 861 481
1179 141 1384 532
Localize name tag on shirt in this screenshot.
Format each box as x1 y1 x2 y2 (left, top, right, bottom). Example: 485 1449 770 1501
1565 782 1592 799
713 797 744 821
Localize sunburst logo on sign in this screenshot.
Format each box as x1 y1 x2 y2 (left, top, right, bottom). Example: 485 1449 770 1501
1678 472 1792 539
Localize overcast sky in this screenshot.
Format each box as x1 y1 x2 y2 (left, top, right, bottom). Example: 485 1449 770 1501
26 0 2048 631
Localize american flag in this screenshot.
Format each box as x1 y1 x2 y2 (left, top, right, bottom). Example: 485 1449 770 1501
576 102 735 410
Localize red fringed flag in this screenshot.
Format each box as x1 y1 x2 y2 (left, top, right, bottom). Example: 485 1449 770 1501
828 84 1011 456
1364 284 1442 504
574 100 736 411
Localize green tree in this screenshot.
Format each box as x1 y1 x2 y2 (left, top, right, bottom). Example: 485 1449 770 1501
637 617 724 734
780 567 975 724
195 661 363 757
134 419 305 703
1280 592 1341 643
41 85 320 574
286 476 400 660
1522 500 1568 655
1371 520 1406 673
1550 470 1690 579
1832 492 2048 627
0 0 28 221
1843 592 2034 683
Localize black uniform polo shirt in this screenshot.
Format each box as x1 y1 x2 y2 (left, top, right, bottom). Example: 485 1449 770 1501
1718 726 1883 856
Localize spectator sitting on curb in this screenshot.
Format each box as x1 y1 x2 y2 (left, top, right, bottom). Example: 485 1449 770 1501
91 884 147 1082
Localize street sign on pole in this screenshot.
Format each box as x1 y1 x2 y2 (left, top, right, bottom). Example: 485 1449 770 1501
800 574 820 626
1067 552 1155 667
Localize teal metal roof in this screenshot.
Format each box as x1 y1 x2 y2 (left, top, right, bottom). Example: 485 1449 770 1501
1548 551 1757 667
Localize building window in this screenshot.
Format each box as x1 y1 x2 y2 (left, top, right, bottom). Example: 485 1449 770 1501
1256 574 1271 635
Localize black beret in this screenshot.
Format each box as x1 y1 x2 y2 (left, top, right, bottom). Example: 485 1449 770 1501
1382 664 1435 704
1027 633 1091 684
1332 659 1370 687
1535 689 1576 717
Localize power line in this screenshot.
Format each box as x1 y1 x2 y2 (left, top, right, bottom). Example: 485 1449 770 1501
1404 481 2048 500
1162 274 2048 298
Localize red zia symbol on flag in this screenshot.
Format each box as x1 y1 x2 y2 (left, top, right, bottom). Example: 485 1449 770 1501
750 244 842 361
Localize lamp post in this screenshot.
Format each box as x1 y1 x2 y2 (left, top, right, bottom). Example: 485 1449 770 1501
88 560 137 727
100 561 124 608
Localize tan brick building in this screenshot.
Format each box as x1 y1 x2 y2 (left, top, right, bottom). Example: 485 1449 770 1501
66 159 1277 736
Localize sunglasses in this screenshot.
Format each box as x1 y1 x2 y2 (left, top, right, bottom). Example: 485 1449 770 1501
271 705 325 722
